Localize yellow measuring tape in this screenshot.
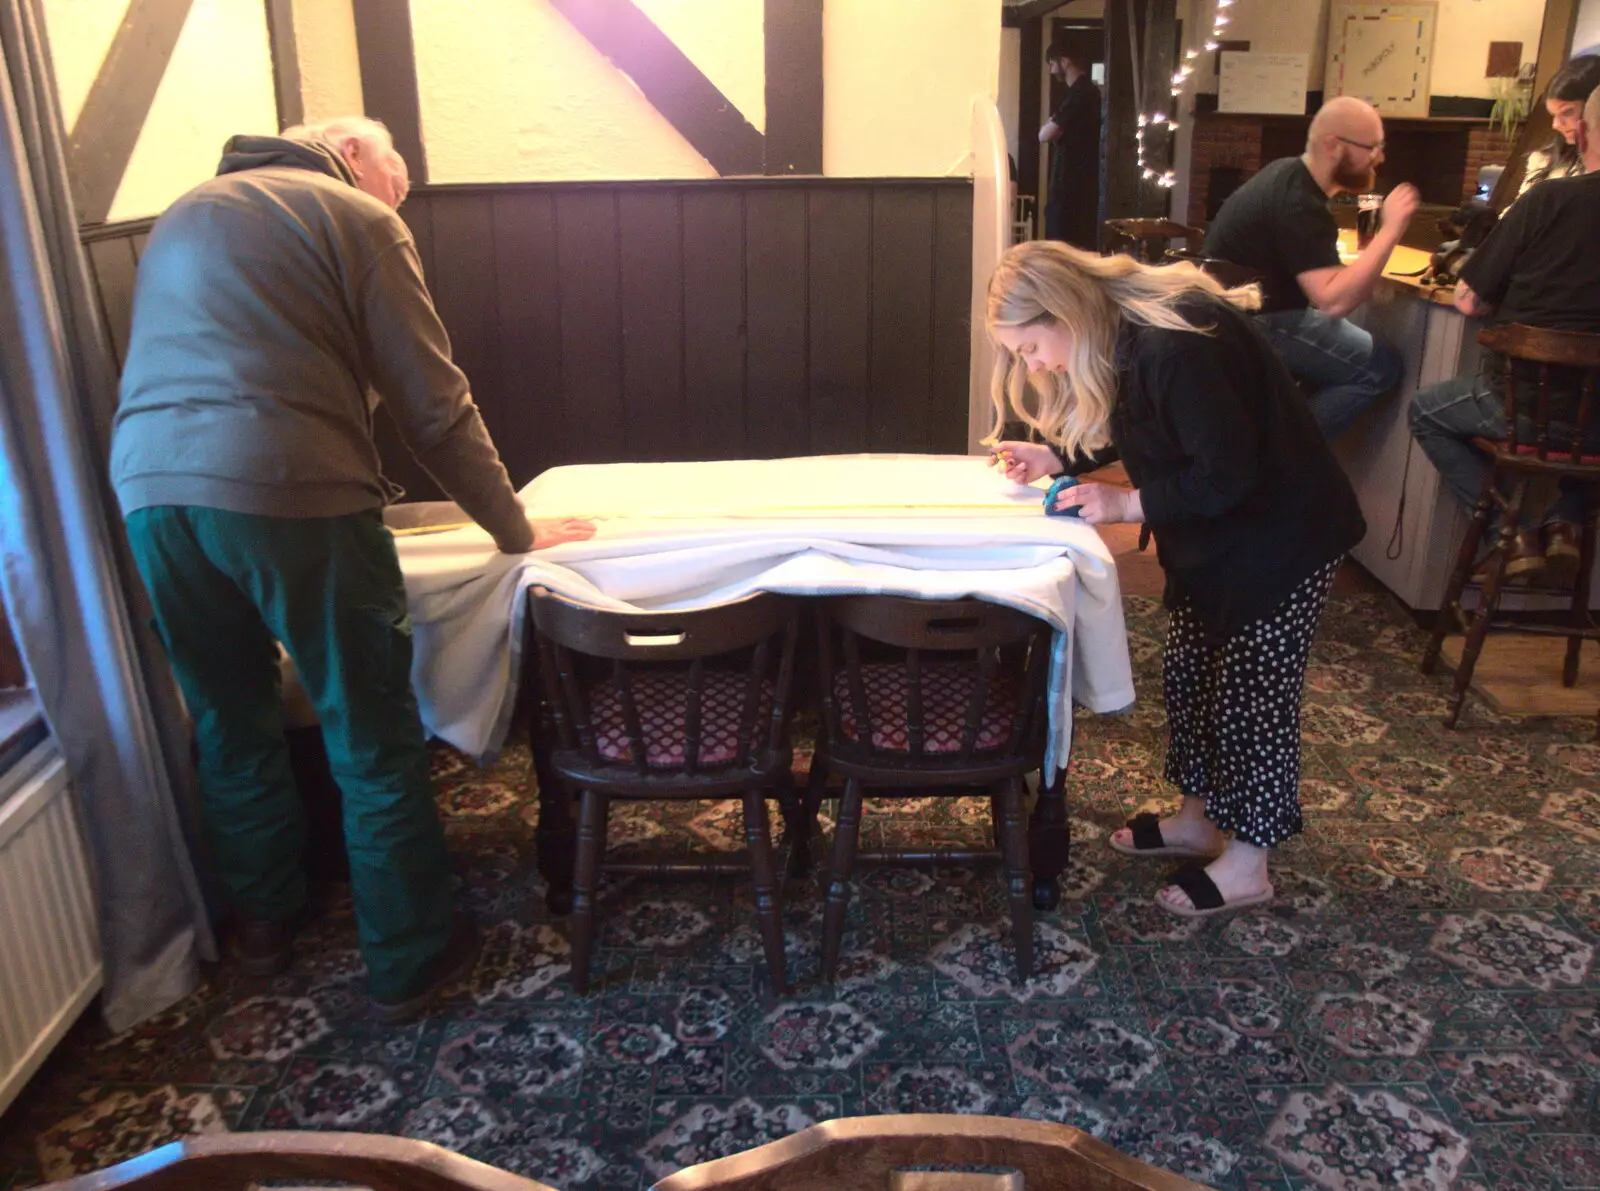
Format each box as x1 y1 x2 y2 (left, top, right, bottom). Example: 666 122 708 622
390 502 1048 537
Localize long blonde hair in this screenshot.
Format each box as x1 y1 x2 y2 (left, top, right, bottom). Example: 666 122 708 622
985 241 1260 462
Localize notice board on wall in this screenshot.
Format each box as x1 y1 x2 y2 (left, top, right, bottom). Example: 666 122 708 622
1324 2 1438 118
1218 52 1310 115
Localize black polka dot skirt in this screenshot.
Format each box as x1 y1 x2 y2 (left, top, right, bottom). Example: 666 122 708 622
1161 558 1339 849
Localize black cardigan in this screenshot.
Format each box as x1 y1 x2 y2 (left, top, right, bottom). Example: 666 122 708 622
1108 294 1365 639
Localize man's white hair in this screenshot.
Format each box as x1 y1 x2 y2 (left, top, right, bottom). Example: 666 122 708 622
281 115 394 157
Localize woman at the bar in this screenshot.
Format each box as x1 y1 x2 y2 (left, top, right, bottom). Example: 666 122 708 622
1518 55 1600 197
986 241 1364 917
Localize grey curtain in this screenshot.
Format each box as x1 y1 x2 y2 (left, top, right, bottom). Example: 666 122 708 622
0 0 215 1031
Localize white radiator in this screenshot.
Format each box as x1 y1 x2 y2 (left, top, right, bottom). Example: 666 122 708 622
0 740 102 1116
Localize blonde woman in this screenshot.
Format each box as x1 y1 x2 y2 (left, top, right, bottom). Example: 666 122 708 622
987 241 1364 917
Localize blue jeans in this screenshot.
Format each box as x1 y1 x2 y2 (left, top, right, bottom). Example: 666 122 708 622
1408 374 1591 529
1257 309 1404 438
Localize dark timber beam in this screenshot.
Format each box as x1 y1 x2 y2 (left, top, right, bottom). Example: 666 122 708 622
67 0 195 225
264 0 303 130
1101 0 1139 232
1018 16 1043 209
351 0 428 183
763 0 823 174
551 0 764 176
1138 0 1176 216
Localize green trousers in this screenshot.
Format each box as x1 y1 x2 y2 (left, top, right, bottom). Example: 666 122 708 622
125 506 453 1001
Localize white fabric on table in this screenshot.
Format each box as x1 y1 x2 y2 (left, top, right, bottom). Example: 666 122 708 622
395 455 1136 777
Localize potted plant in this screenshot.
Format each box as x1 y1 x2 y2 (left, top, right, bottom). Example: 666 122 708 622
1488 71 1531 144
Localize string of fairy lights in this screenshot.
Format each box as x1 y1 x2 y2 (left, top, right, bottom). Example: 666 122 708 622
1136 0 1235 190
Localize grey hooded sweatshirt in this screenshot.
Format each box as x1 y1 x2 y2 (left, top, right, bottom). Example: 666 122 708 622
110 136 534 552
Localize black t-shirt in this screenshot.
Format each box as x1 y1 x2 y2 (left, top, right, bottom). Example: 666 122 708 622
1461 172 1600 332
1048 75 1101 194
1203 157 1341 313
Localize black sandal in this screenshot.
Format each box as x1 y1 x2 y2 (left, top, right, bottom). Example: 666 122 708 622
1109 812 1224 860
1156 863 1274 919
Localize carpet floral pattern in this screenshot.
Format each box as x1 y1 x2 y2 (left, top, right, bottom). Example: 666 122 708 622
2 592 1598 1190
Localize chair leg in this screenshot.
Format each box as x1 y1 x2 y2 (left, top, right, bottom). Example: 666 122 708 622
1424 478 1496 675
1563 508 1599 688
568 790 610 995
1028 766 1069 912
534 758 578 915
996 777 1035 981
819 777 866 980
742 789 790 996
771 770 803 879
1448 477 1525 728
792 749 830 877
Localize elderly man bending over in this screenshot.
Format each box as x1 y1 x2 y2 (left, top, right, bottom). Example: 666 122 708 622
1408 86 1600 585
110 116 592 1020
1205 97 1418 438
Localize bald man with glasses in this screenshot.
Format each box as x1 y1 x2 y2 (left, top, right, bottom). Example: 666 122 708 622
1205 96 1420 438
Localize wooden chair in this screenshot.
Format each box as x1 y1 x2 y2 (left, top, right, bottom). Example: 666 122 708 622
1102 218 1204 263
650 1114 1211 1191
805 597 1052 981
1161 247 1265 292
1421 325 1600 734
529 590 801 993
36 1131 558 1190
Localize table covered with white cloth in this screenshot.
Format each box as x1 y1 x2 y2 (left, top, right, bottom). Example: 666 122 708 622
393 454 1136 779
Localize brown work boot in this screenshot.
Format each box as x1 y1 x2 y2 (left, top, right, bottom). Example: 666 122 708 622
1543 522 1582 587
1473 530 1545 586
232 913 305 978
370 912 481 1025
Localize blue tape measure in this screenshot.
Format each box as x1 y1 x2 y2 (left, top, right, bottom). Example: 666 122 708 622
1044 475 1082 518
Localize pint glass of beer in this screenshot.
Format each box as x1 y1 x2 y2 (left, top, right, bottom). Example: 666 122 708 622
1357 193 1382 249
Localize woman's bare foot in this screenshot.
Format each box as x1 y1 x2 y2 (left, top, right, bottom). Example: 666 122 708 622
1110 795 1224 856
1157 839 1273 912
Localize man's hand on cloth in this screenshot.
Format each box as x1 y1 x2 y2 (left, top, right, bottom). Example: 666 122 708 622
530 517 596 550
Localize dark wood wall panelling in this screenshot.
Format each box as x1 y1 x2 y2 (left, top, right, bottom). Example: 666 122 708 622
80 220 154 370
80 179 974 500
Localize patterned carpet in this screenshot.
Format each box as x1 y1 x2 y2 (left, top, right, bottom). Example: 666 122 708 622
2 590 1599 1191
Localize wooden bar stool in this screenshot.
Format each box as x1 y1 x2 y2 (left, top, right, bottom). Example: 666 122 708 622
1103 217 1204 262
1161 247 1264 291
1421 324 1600 735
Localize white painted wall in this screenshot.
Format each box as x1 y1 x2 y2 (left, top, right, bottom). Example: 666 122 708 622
45 0 278 221
409 0 999 182
823 0 1001 176
1191 0 1546 100
43 0 122 126
1430 0 1545 96
293 0 363 122
1000 26 1021 166
638 0 765 133
50 0 1005 214
1575 0 1600 56
411 0 720 182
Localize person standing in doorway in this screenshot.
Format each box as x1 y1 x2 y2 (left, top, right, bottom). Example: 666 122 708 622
1040 41 1102 250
